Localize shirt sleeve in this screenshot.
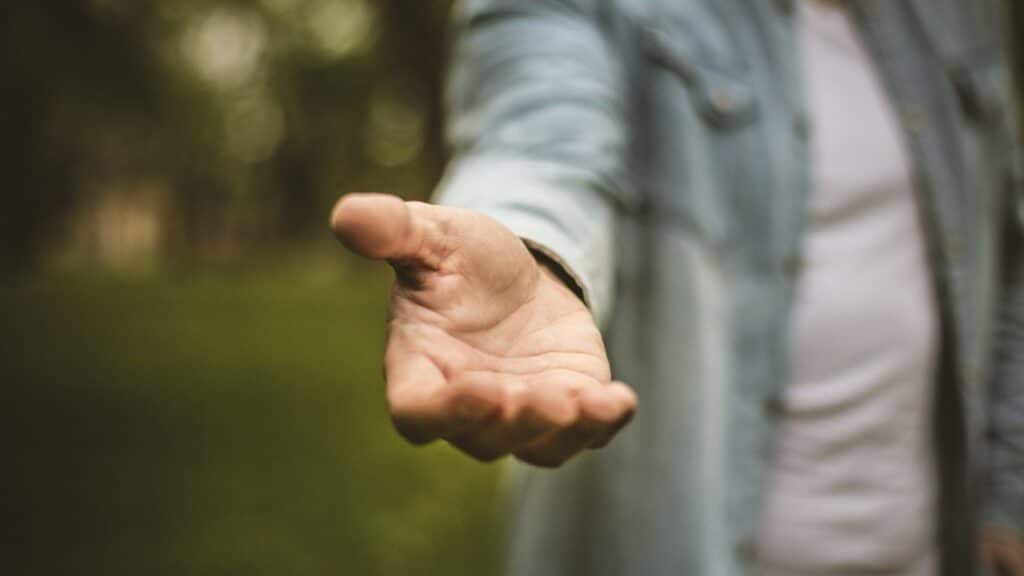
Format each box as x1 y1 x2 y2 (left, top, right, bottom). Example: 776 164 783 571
433 0 633 327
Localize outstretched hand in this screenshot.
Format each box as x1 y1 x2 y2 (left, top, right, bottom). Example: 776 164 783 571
330 193 636 467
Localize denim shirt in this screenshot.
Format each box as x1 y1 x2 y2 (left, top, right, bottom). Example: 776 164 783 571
435 1 1024 574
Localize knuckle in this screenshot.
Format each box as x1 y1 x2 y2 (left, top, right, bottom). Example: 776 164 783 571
515 449 572 469
578 402 617 427
386 396 434 445
550 402 581 430
614 406 637 429
391 417 432 446
452 439 507 463
386 393 419 425
468 449 506 464
577 416 611 438
449 389 502 427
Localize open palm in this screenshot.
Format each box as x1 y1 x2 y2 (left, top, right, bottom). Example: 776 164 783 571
331 194 635 466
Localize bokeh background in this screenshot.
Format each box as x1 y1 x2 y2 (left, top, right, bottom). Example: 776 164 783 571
3 1 1023 574
5 1 501 574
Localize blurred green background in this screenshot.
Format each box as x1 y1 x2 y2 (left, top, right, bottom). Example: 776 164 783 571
3 1 1024 574
4 1 504 574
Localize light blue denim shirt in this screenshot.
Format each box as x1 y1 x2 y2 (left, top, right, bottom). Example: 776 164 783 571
435 1 1024 574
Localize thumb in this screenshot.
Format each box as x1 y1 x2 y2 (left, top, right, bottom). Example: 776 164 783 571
330 193 445 268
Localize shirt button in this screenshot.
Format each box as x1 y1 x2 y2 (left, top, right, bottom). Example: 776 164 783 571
901 105 927 135
710 88 737 116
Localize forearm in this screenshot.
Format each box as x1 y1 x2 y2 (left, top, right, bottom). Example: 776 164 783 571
435 0 630 325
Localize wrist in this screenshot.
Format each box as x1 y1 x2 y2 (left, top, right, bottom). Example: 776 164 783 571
529 247 586 304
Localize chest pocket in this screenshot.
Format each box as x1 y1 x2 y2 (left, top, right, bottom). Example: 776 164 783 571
947 48 1020 225
908 0 1012 144
632 11 764 249
640 20 757 130
948 52 1014 140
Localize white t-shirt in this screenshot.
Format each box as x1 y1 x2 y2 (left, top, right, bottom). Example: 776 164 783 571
756 2 939 574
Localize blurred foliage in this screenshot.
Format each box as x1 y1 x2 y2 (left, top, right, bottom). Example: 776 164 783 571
2 0 451 274
7 270 502 575
3 1 507 574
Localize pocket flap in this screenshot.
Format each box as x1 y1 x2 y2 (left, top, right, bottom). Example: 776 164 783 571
641 24 757 129
949 58 1007 127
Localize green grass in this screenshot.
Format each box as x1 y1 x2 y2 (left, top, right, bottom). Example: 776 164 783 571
5 268 502 575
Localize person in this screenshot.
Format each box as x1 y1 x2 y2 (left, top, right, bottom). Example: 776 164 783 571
331 0 1024 574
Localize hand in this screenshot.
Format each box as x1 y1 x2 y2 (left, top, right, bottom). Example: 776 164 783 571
981 527 1024 576
330 193 636 467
